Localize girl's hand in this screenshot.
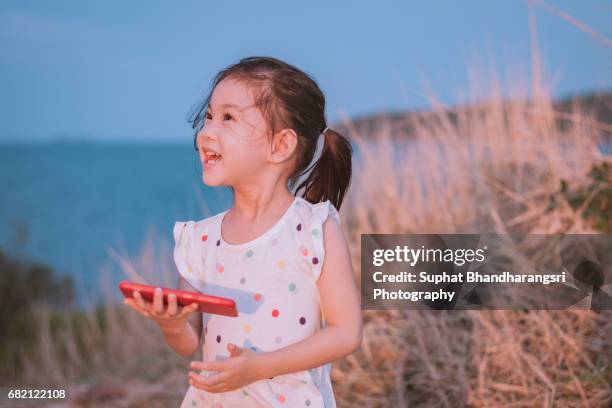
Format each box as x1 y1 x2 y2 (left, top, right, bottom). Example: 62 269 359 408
123 288 199 335
188 343 263 393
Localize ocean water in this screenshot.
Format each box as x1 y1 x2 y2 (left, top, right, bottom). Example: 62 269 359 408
0 139 609 308
0 142 234 307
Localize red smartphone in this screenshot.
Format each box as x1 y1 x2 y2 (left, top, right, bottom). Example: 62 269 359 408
119 280 238 317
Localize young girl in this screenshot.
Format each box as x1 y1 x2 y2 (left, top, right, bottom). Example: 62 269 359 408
124 56 362 407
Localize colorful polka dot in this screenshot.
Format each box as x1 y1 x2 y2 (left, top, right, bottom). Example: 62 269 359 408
277 393 286 403
312 228 319 236
216 239 221 246
312 257 319 265
216 335 221 343
240 277 246 284
254 293 262 301
299 246 309 256
299 317 306 325
201 234 208 242
296 223 302 231
277 260 285 268
244 325 252 334
245 249 254 258
289 283 296 291
272 309 279 317
184 223 187 227
187 265 192 272
305 399 311 406
215 403 223 408
242 389 249 397
271 237 279 246
216 262 224 273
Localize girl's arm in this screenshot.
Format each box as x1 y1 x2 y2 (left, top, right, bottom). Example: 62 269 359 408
254 216 362 378
161 276 204 357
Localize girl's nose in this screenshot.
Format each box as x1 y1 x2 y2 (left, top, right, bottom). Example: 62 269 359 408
197 127 217 143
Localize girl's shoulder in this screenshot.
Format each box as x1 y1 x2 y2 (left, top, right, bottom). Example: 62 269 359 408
292 196 341 228
172 211 224 245
172 211 225 291
289 197 342 282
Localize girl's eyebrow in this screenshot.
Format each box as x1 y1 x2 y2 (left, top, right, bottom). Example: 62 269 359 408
208 102 256 115
208 103 243 112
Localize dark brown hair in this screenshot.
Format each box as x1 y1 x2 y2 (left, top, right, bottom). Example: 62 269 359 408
188 56 353 210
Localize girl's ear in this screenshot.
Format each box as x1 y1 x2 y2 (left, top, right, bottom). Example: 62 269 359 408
269 128 298 163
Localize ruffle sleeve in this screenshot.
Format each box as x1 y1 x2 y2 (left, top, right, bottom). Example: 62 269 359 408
173 220 205 292
310 200 341 282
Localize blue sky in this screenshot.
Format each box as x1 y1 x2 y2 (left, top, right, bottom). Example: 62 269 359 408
0 0 610 142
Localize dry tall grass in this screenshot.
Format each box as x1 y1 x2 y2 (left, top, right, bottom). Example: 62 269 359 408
329 10 611 405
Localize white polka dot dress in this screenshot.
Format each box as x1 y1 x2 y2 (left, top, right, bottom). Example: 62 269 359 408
173 196 340 408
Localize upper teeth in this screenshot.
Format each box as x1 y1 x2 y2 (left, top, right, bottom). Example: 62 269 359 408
205 151 221 163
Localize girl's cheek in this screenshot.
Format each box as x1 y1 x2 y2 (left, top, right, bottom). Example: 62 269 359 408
234 155 265 176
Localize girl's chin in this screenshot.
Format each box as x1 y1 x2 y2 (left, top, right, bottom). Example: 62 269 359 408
202 172 217 182
202 174 227 187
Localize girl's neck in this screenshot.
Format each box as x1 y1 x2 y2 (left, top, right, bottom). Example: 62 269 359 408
227 189 295 223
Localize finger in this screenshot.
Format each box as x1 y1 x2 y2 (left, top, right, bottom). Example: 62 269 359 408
133 291 149 310
123 298 135 308
152 287 164 315
190 359 223 372
191 378 228 393
124 298 139 310
228 343 243 355
167 293 178 316
124 299 149 317
189 371 230 390
177 303 194 319
180 302 199 317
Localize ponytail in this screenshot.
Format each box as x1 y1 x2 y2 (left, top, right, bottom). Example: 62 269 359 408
293 127 353 210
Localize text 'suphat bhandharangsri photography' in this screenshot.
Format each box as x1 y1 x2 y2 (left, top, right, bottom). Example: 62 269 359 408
361 234 611 310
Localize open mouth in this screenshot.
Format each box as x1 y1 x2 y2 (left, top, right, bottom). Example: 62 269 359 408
204 151 222 165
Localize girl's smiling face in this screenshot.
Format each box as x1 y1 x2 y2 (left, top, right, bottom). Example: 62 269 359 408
196 78 273 187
